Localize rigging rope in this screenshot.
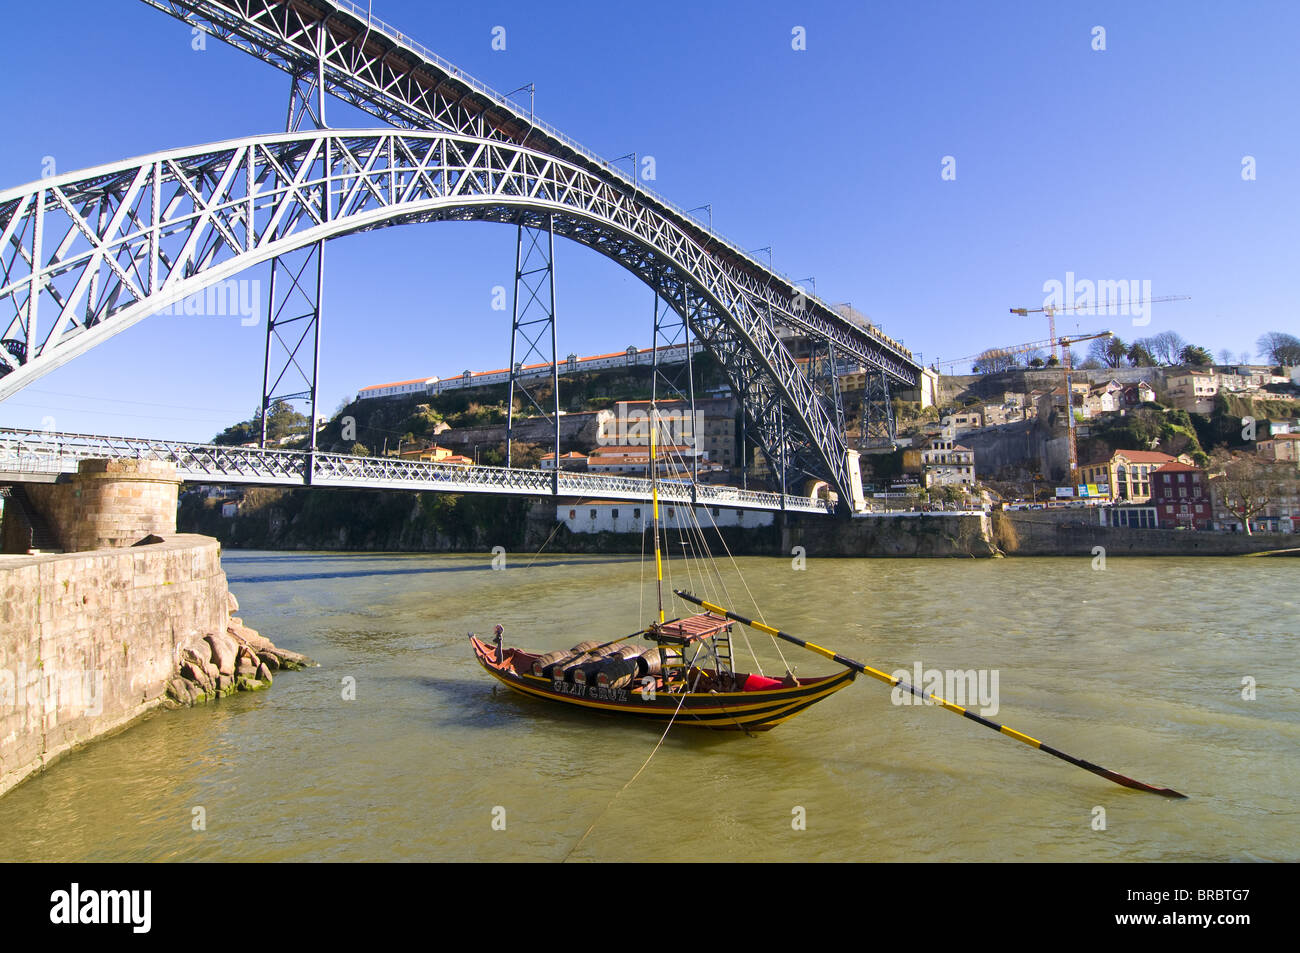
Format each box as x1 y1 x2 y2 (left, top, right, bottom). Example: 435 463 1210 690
562 646 698 862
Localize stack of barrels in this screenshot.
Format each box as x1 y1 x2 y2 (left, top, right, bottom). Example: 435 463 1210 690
533 640 663 690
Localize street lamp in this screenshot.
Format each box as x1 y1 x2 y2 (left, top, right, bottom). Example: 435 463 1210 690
685 204 712 230
611 152 637 183
504 83 535 119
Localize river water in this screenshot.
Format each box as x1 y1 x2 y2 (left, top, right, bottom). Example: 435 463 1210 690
1 550 1296 862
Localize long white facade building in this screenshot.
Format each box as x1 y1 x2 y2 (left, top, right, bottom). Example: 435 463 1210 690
357 343 704 402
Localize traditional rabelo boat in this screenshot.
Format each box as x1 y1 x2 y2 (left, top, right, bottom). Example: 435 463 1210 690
470 620 856 732
470 406 855 731
470 403 1186 796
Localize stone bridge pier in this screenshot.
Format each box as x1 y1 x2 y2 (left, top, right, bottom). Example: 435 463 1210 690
1 459 181 554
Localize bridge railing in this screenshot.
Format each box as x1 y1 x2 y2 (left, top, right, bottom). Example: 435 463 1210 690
0 428 835 513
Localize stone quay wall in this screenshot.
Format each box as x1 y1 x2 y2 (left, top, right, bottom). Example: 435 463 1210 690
0 535 229 797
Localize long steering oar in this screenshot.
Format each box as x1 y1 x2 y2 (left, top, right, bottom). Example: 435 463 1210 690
674 590 1186 798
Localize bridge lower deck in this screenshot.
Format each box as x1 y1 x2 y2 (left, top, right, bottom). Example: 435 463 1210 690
0 429 834 515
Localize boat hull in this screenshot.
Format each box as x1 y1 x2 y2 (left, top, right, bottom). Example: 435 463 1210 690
470 636 856 732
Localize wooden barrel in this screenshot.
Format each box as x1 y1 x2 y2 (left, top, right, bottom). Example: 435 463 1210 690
595 656 638 689
570 641 601 654
636 649 662 677
572 660 608 686
559 656 592 681
533 650 571 677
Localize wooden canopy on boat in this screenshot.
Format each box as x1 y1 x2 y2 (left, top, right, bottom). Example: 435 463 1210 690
651 613 730 645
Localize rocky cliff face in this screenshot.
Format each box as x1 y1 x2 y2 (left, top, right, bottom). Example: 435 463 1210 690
180 488 536 553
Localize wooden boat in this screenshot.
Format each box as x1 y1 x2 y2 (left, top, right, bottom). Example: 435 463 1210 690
469 400 855 732
469 623 856 732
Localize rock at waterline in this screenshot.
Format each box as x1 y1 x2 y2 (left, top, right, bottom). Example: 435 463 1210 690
205 631 239 677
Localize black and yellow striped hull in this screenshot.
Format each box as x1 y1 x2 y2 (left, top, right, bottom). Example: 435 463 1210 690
470 636 856 731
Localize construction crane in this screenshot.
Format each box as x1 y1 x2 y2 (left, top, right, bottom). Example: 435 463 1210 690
934 335 1065 373
1057 330 1113 488
1009 295 1190 361
935 330 1113 489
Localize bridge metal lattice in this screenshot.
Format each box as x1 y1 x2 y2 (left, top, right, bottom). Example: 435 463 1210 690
135 1 921 487
0 428 833 515
0 129 866 505
1 0 924 508
261 27 329 451
505 214 559 480
649 272 699 485
860 370 896 447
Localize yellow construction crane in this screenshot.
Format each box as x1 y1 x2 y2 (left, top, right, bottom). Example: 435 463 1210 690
1009 295 1190 361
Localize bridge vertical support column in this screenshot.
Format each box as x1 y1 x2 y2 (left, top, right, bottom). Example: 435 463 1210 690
505 212 560 493
861 370 896 448
260 25 329 455
809 339 846 442
651 277 698 485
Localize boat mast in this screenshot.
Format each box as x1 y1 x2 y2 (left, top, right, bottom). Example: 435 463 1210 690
650 399 665 625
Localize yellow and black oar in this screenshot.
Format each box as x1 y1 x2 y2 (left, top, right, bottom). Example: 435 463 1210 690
674 589 1187 798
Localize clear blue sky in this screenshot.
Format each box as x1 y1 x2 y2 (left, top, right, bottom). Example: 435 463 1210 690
1 0 1296 440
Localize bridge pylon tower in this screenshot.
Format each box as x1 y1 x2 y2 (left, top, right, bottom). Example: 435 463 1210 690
807 338 846 447
860 370 896 448
260 22 328 454
505 212 560 491
649 268 699 487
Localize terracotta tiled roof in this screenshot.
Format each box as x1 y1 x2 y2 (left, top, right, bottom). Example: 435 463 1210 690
1154 461 1201 473
358 377 433 391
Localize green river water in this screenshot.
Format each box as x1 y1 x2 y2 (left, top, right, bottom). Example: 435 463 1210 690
1 550 1296 862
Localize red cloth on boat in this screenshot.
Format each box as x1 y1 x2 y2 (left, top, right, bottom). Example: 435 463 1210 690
740 673 784 691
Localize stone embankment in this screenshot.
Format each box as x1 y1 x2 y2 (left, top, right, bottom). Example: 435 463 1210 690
164 590 314 707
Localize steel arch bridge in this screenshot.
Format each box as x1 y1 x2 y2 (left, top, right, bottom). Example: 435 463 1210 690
0 0 923 507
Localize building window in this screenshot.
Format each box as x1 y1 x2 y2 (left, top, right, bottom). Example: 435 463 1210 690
589 509 597 519
611 509 619 518
569 509 576 519
633 508 641 519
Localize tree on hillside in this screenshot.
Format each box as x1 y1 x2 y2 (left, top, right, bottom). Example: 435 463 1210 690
1127 340 1157 367
212 400 308 447
1216 348 1235 366
1088 336 1128 368
971 348 1021 374
1257 332 1300 365
1179 344 1214 367
1149 330 1187 365
1210 451 1291 535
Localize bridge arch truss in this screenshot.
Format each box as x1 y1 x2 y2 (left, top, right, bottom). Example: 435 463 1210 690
2 129 885 502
